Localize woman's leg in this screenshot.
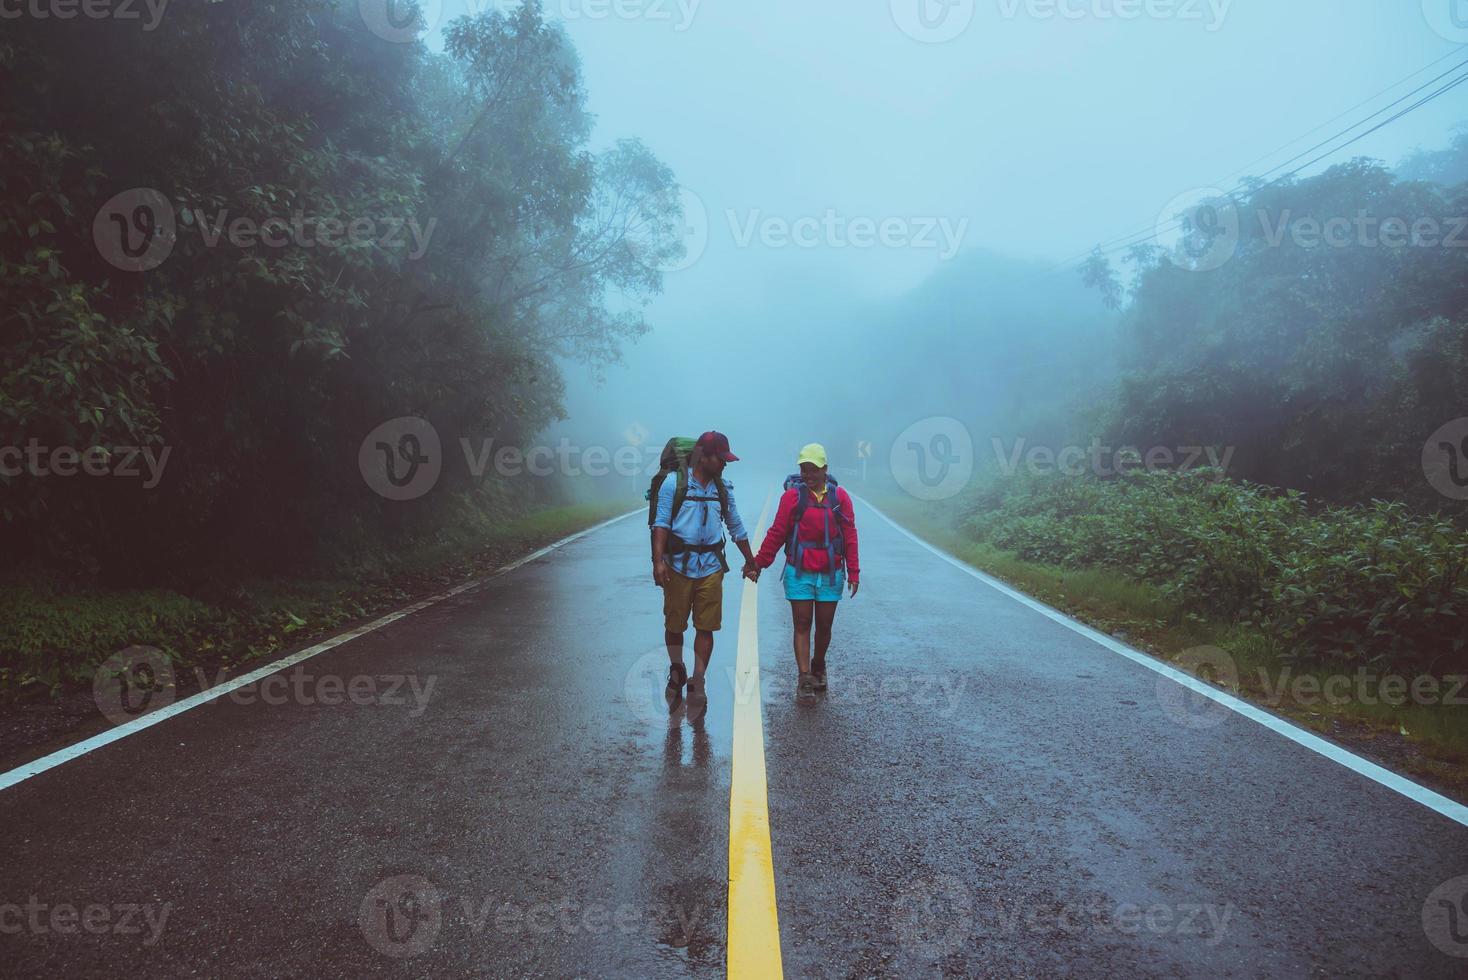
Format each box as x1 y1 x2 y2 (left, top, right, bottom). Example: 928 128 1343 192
813 601 837 670
789 599 814 675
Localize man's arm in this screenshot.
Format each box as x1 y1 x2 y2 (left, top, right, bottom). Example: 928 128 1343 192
652 478 676 586
652 527 671 587
721 482 758 576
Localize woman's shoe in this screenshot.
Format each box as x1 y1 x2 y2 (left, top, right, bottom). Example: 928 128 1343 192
811 659 827 691
796 672 817 704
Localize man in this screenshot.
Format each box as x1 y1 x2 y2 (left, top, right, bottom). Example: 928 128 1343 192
652 430 757 723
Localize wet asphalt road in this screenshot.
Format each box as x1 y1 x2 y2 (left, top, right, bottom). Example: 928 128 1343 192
2 491 1467 978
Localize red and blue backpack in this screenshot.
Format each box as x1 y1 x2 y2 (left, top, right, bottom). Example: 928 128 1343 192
781 473 846 580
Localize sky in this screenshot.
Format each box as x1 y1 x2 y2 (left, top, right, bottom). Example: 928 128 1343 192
423 0 1468 462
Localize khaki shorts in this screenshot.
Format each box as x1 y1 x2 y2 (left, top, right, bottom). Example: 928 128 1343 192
663 569 724 633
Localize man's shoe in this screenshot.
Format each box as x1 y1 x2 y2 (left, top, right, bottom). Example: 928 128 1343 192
797 672 817 705
665 662 687 706
686 677 709 725
811 660 827 692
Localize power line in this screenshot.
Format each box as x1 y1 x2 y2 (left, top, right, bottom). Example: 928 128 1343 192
1053 55 1468 275
1034 48 1468 281
1103 67 1468 266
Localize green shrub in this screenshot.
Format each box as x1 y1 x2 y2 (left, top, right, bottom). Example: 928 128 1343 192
962 470 1468 672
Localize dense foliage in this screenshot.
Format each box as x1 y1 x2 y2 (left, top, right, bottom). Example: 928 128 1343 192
1 1 681 584
1087 139 1468 510
965 469 1467 672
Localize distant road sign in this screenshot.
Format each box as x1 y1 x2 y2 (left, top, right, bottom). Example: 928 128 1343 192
857 440 872 459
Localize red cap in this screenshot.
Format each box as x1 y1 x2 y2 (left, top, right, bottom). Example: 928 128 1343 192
697 430 739 462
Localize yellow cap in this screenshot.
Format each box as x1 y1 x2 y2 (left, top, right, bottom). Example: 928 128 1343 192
797 443 827 467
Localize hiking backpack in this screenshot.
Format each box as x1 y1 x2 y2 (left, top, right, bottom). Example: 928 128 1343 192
646 437 731 572
781 472 846 578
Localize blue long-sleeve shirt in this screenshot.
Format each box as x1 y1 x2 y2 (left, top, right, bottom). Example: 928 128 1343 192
653 475 748 579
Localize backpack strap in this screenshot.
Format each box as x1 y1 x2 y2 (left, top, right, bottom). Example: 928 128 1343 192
669 466 690 523
667 474 731 575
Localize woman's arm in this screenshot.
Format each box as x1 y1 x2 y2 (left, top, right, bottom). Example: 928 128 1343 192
755 489 799 568
837 488 860 582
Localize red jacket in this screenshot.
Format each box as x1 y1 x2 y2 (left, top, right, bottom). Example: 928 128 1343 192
755 485 860 582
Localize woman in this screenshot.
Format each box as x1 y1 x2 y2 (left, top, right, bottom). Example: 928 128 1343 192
753 443 860 704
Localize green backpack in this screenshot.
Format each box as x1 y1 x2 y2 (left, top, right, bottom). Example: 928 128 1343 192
645 436 731 570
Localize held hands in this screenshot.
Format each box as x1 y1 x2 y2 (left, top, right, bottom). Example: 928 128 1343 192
742 561 761 583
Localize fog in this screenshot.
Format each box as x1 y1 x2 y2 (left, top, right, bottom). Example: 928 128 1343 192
419 0 1468 492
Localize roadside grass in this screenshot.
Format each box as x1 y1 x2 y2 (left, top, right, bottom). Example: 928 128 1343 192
869 494 1468 797
0 500 638 699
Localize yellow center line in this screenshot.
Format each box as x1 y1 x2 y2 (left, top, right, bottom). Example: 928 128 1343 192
728 489 783 978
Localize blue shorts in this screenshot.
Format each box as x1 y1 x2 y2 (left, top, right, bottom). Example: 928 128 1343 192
782 564 845 603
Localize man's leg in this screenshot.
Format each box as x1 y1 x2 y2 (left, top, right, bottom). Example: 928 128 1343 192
664 572 694 700
789 600 814 675
691 629 715 684
685 572 723 723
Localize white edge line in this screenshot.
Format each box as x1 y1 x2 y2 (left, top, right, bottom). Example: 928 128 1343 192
860 496 1468 830
0 509 643 793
